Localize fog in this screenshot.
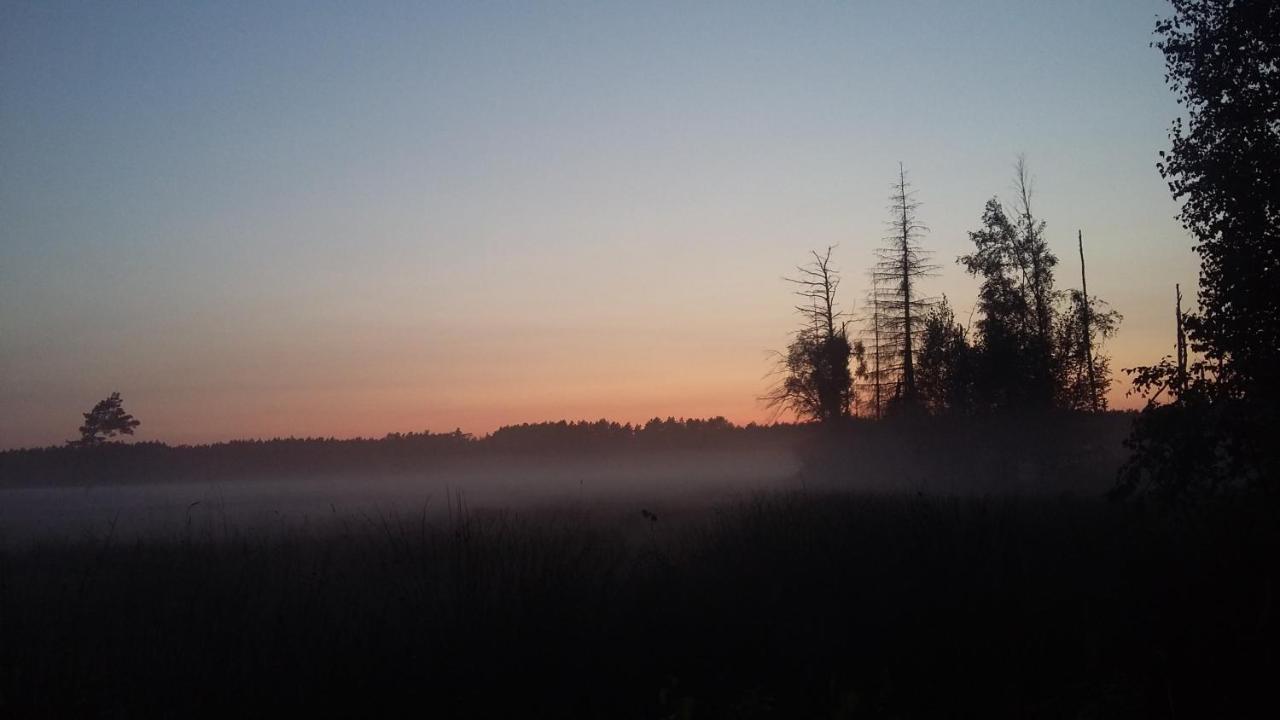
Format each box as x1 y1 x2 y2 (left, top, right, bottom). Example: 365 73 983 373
0 448 801 542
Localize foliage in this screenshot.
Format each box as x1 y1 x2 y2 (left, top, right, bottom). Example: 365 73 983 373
765 248 861 424
1120 0 1280 500
960 197 1049 410
959 160 1119 414
1115 364 1240 502
70 392 140 447
967 158 1060 408
914 296 975 414
1008 157 1060 398
1055 291 1122 411
1156 0 1279 391
771 328 860 423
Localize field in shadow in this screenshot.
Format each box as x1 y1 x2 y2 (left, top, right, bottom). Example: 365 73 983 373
3 487 1276 718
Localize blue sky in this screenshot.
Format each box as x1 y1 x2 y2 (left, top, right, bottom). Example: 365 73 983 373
1 1 1195 447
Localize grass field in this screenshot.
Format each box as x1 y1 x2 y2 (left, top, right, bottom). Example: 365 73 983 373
2 487 1276 718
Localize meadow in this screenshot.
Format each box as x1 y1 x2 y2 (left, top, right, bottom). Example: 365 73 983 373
3 491 1275 718
2 415 1275 718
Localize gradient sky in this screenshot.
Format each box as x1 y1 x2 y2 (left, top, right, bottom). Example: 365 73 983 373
1 0 1197 449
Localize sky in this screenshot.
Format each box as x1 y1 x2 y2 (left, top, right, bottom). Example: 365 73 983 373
1 0 1197 449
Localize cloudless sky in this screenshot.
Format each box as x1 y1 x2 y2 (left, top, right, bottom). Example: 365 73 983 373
1 0 1196 448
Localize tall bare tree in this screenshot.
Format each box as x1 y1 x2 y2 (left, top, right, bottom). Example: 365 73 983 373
1077 231 1097 409
871 163 936 410
1175 283 1188 394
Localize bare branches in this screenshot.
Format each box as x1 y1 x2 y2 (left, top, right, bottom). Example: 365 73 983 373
869 163 938 407
785 246 849 338
1012 153 1035 225
765 248 856 424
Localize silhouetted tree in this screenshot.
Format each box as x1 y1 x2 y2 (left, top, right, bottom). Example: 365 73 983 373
1175 284 1188 395
1008 156 1060 405
1013 156 1054 379
1055 290 1121 411
1075 231 1099 409
915 296 975 414
766 248 861 424
871 164 936 411
1118 0 1280 499
70 392 140 447
959 158 1090 412
860 278 894 418
1050 230 1122 411
960 198 1040 410
1158 0 1279 393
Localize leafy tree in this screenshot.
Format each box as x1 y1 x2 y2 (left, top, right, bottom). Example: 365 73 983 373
1118 360 1233 502
959 158 1121 414
1055 291 1121 411
1156 0 1279 391
1118 0 1280 499
70 392 141 447
960 196 1046 410
915 296 975 414
1009 156 1060 402
766 248 863 424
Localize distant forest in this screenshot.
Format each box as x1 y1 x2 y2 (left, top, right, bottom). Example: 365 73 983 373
0 412 1139 493
0 418 810 487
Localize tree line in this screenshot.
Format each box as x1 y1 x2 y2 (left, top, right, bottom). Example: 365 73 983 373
0 417 806 487
768 157 1121 423
765 0 1279 505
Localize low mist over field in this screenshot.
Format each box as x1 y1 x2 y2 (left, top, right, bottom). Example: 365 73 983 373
0 447 798 542
0 414 1132 543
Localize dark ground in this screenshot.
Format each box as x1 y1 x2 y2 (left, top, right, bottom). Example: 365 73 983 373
1 414 1274 718
2 491 1276 718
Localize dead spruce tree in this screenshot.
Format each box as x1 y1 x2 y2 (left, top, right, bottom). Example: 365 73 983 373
765 247 862 424
861 277 895 419
870 163 937 412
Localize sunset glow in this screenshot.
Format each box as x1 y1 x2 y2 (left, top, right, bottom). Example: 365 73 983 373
1 1 1195 448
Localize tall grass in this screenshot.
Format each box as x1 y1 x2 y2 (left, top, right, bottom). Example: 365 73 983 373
1 490 1275 718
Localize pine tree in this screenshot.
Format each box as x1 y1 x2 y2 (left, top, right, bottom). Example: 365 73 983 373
70 392 141 447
